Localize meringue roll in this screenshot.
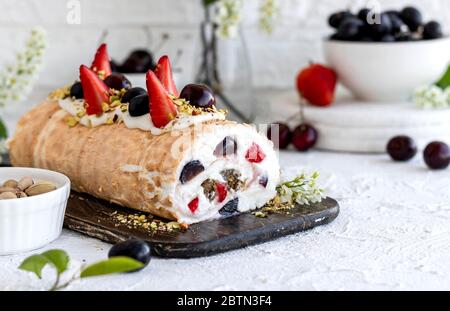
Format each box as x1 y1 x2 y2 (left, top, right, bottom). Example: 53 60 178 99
10 100 280 225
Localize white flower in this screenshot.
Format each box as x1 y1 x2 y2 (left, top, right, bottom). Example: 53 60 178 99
413 85 450 109
276 171 325 206
214 0 243 39
0 27 47 107
259 0 279 34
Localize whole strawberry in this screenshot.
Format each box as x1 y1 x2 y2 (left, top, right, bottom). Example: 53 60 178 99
296 64 337 107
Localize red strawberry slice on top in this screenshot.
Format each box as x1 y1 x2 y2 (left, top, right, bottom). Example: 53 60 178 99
90 43 112 78
146 70 178 128
80 65 110 116
154 55 179 97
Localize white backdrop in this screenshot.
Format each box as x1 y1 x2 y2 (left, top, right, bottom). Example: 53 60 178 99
0 0 449 134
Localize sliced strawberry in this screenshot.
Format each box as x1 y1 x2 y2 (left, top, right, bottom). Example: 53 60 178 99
188 197 199 213
146 70 178 128
245 143 266 163
79 65 110 116
215 183 227 203
154 55 179 97
90 43 112 78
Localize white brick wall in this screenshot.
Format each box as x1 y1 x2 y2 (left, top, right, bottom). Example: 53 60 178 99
0 0 449 89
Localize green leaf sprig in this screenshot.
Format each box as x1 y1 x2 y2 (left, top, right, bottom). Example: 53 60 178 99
436 65 450 89
19 249 143 291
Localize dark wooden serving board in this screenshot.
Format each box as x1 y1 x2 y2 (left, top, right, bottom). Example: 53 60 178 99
64 192 339 258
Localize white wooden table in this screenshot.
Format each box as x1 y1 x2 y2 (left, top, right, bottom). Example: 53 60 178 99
1 149 449 290
1 89 450 290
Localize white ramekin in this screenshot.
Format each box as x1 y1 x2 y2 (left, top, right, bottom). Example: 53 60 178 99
0 167 70 255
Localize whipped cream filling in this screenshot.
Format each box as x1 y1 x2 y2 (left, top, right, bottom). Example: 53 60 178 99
58 98 226 135
167 124 280 224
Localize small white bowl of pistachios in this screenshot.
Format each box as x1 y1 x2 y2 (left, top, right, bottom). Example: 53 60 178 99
0 167 70 255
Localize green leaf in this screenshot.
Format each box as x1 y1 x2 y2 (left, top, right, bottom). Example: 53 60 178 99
80 257 144 278
203 0 218 6
436 65 450 89
41 249 69 274
18 255 50 279
0 118 7 140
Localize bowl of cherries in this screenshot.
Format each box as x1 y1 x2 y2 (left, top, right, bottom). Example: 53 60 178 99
323 6 450 102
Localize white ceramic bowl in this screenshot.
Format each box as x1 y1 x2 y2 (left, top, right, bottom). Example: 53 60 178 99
323 37 450 102
0 167 70 255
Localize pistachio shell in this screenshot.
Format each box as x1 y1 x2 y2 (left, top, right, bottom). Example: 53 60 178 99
0 192 17 200
25 181 57 196
2 179 18 188
0 187 16 194
17 176 34 191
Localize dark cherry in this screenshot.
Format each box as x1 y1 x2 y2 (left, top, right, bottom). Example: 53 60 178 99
400 6 423 32
328 11 353 29
128 94 150 117
122 87 147 103
423 21 443 40
214 136 237 157
180 84 216 109
104 72 132 90
337 17 364 40
379 34 396 42
387 12 406 33
219 198 239 216
386 136 417 161
70 81 83 99
110 59 120 73
180 160 205 184
395 32 413 42
258 174 268 188
357 8 371 24
370 13 393 35
267 122 292 149
121 50 154 73
423 142 450 170
292 124 318 152
108 239 151 272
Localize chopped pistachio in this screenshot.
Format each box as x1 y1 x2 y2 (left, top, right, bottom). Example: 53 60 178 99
66 116 79 127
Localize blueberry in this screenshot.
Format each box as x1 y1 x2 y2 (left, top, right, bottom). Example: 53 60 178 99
180 160 205 184
328 11 353 29
180 84 216 109
108 239 151 272
122 87 147 103
423 21 443 40
219 198 239 216
104 73 132 90
128 94 149 117
337 17 364 40
370 13 393 35
400 7 423 32
214 136 237 157
70 81 83 99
